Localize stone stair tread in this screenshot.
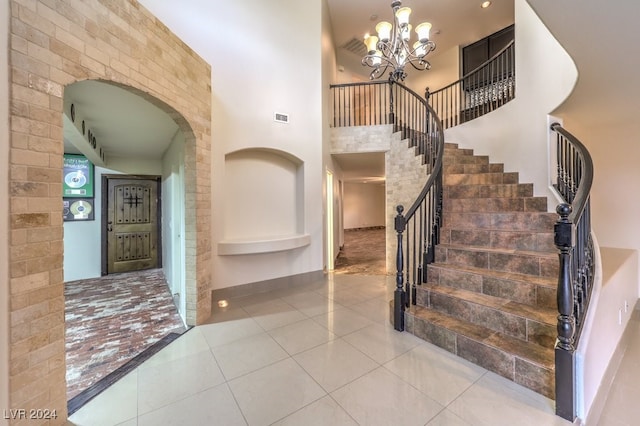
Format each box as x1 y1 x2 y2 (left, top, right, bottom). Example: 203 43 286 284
429 262 556 288
409 305 555 370
424 283 557 325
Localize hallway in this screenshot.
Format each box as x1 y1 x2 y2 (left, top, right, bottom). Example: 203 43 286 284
334 227 386 276
65 269 187 406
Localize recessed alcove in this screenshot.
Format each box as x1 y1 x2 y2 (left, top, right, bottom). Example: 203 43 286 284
218 148 309 255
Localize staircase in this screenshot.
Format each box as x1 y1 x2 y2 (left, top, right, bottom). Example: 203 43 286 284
404 142 558 399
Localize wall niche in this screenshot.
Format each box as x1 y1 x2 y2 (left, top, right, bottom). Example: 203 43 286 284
219 148 309 255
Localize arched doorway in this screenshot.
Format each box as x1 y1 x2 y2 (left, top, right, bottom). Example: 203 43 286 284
7 0 212 418
62 80 191 404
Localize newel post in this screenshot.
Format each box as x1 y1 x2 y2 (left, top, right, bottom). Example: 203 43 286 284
394 205 406 331
554 203 577 421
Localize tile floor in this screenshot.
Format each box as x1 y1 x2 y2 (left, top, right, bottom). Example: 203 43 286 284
65 269 187 401
68 273 591 426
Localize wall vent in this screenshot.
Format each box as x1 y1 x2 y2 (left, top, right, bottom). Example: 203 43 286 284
274 112 289 124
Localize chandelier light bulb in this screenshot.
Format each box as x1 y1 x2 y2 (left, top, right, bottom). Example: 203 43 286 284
376 21 392 42
395 7 412 26
413 41 426 57
364 35 379 54
372 51 383 66
415 22 432 43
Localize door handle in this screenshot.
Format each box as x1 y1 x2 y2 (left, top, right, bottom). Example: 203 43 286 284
107 220 113 232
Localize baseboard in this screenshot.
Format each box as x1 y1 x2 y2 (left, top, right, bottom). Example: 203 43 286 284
211 270 325 301
344 226 385 231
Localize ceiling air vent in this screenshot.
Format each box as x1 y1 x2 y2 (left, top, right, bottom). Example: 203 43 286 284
341 37 368 57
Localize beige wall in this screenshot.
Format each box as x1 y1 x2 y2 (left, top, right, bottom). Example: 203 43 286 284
343 182 385 229
141 0 326 289
6 0 211 422
445 0 577 209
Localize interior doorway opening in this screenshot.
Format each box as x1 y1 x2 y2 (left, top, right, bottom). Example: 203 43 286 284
62 80 190 409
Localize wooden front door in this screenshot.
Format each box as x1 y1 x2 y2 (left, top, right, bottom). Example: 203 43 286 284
104 175 161 274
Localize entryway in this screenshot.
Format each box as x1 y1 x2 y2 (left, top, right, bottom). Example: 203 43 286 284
62 80 191 412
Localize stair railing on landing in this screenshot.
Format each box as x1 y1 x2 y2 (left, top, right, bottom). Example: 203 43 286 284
329 81 445 332
551 122 595 422
427 41 515 129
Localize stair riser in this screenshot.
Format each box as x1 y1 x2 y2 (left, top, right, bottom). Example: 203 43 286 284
421 290 554 345
440 229 555 252
441 212 557 233
435 246 558 278
406 313 554 399
444 184 534 199
444 172 519 186
426 265 556 309
443 197 548 213
443 155 489 165
443 163 504 175
444 147 474 156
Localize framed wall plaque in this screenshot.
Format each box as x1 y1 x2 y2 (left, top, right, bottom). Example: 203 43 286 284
63 197 94 221
63 154 94 197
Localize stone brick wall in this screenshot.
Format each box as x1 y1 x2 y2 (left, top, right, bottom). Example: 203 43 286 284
331 125 430 273
7 0 211 423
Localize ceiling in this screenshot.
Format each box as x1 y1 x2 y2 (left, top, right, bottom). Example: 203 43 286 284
63 80 179 164
63 0 513 179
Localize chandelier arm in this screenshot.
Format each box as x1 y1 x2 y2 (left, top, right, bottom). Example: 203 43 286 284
407 59 431 71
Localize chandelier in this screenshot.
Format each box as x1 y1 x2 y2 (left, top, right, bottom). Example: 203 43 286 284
362 1 436 82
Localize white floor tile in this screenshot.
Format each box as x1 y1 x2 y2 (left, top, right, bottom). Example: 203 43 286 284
140 327 211 369
426 409 472 426
199 316 264 348
447 372 570 426
272 396 358 426
293 339 378 393
281 291 345 317
350 298 392 324
331 367 444 426
138 383 246 426
228 358 326 426
212 332 288 379
137 350 225 415
342 322 421 364
384 343 486 406
311 308 373 336
244 299 308 331
69 371 138 426
268 318 336 355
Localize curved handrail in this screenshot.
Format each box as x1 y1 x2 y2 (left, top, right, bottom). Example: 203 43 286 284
401 93 444 219
391 81 445 331
551 122 595 422
435 40 515 94
551 122 594 221
427 40 515 129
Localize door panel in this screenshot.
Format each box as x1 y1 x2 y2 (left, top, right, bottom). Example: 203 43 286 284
106 177 160 274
